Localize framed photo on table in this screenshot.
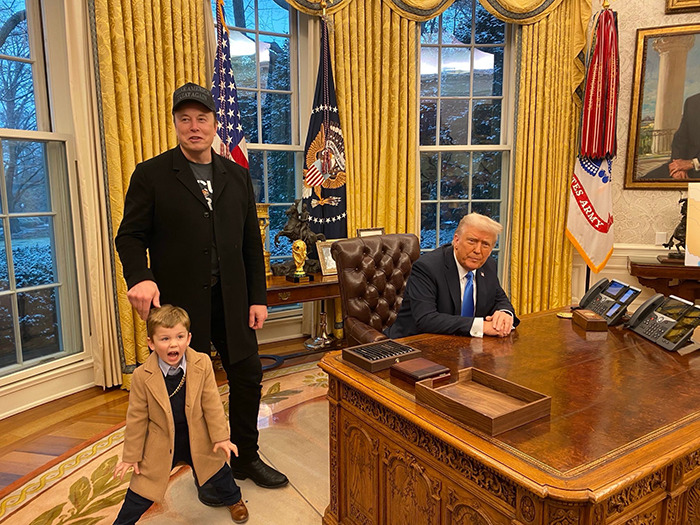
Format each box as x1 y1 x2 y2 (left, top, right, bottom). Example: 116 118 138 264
625 23 700 189
356 227 385 237
316 240 337 276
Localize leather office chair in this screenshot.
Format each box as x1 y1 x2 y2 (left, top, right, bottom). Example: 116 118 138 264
331 234 420 346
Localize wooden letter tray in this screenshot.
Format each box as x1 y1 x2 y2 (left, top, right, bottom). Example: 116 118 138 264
415 368 551 435
342 340 422 372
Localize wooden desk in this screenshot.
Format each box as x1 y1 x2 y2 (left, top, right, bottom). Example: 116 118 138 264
266 273 339 306
628 255 700 302
319 310 700 525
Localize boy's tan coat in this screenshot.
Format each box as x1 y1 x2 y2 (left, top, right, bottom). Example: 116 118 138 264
122 347 230 502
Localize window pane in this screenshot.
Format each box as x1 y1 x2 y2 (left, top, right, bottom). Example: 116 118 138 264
0 58 36 130
441 152 470 199
440 99 469 145
472 152 502 199
475 2 505 44
239 90 258 142
267 151 295 202
248 150 264 201
440 203 465 245
269 204 292 257
11 217 56 288
260 35 290 90
0 0 30 59
441 48 470 97
216 0 255 29
230 31 257 88
471 99 501 144
261 93 291 144
420 153 438 200
421 20 439 44
420 203 437 250
420 99 437 146
258 0 289 34
442 0 472 45
471 201 500 222
0 223 7 289
18 287 60 362
474 47 503 97
0 295 15 367
3 140 49 213
421 47 438 97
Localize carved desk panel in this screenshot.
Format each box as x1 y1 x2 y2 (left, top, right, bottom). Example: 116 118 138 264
319 310 700 525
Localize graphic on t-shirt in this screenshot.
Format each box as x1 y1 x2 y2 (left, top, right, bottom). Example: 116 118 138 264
196 179 214 210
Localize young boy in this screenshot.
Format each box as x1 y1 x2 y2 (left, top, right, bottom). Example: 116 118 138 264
113 305 248 524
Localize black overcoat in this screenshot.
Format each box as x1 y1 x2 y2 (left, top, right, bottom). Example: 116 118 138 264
115 146 266 363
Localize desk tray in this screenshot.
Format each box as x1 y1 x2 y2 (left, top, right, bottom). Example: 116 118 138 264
415 368 551 436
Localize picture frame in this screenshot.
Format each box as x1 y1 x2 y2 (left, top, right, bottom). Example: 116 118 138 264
666 0 700 14
356 227 385 237
625 24 700 189
316 240 337 276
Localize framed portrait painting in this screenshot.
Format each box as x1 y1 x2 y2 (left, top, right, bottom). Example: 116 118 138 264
625 24 700 189
666 0 700 14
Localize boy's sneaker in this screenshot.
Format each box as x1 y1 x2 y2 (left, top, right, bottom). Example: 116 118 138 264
228 500 249 523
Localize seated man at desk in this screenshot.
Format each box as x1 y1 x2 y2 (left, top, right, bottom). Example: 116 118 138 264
386 212 518 339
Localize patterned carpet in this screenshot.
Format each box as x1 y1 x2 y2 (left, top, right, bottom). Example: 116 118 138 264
0 361 329 525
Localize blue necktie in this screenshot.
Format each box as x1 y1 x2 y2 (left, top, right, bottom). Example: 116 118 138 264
461 272 474 317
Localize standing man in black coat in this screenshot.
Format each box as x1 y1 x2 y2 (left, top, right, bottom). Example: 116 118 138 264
116 83 288 502
386 212 518 339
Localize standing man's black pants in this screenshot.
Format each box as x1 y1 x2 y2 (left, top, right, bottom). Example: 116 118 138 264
210 281 263 464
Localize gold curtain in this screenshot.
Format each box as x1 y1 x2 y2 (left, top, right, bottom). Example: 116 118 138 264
330 0 418 234
94 0 208 389
509 0 590 314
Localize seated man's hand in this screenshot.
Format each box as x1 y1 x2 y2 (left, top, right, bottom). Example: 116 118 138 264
213 440 239 460
669 159 693 179
127 280 160 321
484 310 514 338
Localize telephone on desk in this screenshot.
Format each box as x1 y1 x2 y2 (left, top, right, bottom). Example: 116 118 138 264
625 294 700 352
578 278 641 325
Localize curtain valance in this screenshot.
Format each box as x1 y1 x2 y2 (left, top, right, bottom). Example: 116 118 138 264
284 0 454 21
284 0 565 23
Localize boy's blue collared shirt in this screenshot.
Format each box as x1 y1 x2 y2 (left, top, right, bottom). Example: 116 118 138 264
157 353 187 377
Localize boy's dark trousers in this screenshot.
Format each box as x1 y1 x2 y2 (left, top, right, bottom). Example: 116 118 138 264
113 461 240 525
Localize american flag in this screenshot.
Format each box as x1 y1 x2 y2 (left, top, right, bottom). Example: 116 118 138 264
212 0 248 168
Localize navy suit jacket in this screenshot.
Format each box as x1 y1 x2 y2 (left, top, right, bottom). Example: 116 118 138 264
386 244 519 339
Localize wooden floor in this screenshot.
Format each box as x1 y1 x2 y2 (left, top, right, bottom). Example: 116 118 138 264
0 337 325 492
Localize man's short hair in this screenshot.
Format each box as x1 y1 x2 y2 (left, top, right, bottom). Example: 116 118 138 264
147 305 191 337
455 212 503 239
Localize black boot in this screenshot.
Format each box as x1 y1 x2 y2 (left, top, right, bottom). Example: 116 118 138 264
231 458 288 488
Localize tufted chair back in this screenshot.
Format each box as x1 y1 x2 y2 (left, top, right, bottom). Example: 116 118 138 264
331 234 420 346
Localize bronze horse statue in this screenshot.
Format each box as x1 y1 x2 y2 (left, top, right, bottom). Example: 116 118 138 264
663 198 687 257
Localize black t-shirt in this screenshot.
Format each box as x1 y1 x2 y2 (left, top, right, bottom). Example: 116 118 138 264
190 162 219 277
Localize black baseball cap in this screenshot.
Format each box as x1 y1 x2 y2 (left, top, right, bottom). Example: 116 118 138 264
172 82 216 113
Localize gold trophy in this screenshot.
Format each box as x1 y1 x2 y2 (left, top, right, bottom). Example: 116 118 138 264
287 239 313 283
255 203 272 278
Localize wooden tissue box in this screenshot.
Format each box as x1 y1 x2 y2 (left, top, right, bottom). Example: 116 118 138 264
572 309 607 331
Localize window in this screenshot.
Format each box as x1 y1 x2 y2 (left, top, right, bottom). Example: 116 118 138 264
0 0 82 378
419 0 510 264
216 0 303 265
